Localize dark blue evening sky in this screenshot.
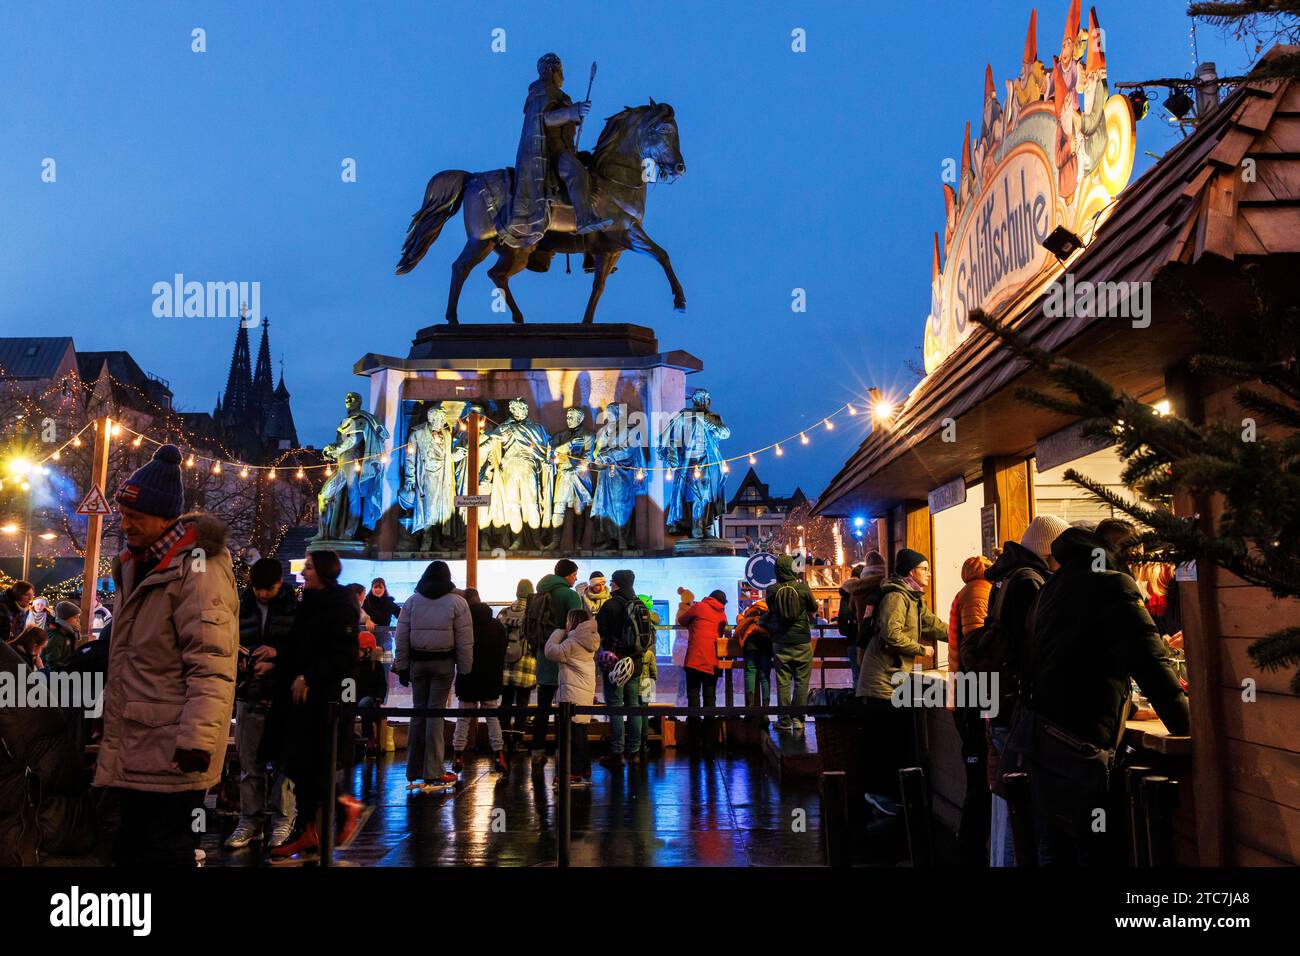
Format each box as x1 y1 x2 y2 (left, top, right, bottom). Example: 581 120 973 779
0 1 1249 498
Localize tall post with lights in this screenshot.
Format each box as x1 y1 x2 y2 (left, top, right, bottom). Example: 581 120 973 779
79 416 112 644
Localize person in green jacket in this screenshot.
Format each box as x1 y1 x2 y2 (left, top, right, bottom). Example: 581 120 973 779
530 559 582 765
763 554 818 734
856 548 944 811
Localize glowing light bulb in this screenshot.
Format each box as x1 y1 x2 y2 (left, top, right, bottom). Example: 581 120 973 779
268 469 276 481
693 466 702 479
800 432 809 445
51 451 60 461
380 454 389 465
111 424 121 437
748 454 757 465
212 462 223 475
296 468 305 479
775 443 784 456
354 462 362 473
132 435 143 447
239 466 249 479
846 403 857 416
721 462 730 474
635 468 645 482
824 419 834 431
326 465 333 476
186 455 196 468
73 437 82 447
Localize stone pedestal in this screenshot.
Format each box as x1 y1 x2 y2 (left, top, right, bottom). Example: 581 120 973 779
353 324 704 555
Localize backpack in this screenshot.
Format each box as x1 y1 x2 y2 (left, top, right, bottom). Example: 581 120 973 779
522 591 553 652
836 593 857 638
772 581 804 622
500 604 528 664
618 596 656 659
957 566 1044 675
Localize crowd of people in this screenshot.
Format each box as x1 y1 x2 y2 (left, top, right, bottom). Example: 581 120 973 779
837 516 1190 867
2 441 1190 869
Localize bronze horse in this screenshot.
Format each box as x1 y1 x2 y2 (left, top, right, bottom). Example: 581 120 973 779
396 102 685 324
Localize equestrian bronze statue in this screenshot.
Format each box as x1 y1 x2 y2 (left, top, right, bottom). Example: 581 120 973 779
395 52 686 324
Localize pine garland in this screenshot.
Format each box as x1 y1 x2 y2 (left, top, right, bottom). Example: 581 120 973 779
971 263 1300 692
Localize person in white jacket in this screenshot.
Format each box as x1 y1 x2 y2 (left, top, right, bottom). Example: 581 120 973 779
544 608 599 786
395 561 473 789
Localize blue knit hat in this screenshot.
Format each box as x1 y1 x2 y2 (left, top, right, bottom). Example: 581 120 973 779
116 444 185 520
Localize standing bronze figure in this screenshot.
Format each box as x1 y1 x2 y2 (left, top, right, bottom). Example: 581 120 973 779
395 53 686 324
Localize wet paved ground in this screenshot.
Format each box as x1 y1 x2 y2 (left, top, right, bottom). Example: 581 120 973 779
205 749 838 867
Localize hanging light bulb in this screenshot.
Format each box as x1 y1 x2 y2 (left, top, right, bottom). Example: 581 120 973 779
693 466 702 479
268 468 276 481
800 432 810 445
326 465 333 476
579 461 588 474
824 419 834 431
775 443 784 456
111 424 122 437
296 467 305 479
132 435 143 447
635 468 646 482
380 454 389 465
72 437 82 447
186 455 196 468
721 462 730 474
354 461 362 473
239 466 250 479
51 450 61 461
846 403 857 416
212 462 223 475
748 453 757 465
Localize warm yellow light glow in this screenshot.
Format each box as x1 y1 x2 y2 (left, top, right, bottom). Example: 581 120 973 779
721 462 730 474
846 403 857 416
873 399 896 421
51 451 61 461
1152 399 1171 416
775 443 784 456
800 432 809 445
824 419 834 430
111 424 122 437
7 458 32 477
268 469 276 481
39 532 57 541
239 466 250 479
212 462 223 475
186 455 196 468
296 468 305 479
635 469 645 482
748 454 757 465
19 481 29 491
132 435 143 447
0 524 17 534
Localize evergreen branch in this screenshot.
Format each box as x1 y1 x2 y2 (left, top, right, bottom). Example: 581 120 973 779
1247 626 1300 695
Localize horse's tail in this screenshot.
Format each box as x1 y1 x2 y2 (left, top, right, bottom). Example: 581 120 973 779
395 169 469 275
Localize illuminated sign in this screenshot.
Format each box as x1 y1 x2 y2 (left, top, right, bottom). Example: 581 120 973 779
923 0 1137 374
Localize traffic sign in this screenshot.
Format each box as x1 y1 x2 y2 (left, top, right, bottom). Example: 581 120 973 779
75 484 113 516
455 494 492 508
744 551 778 590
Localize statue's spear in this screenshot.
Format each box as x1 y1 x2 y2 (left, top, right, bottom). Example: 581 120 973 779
574 61 597 148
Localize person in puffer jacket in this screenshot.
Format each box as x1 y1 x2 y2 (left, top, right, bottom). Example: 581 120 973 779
394 561 472 787
948 555 992 674
545 608 600 785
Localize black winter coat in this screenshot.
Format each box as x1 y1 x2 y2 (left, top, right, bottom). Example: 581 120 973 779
362 592 401 628
0 642 97 864
983 541 1051 727
455 603 507 702
237 584 298 701
1024 528 1190 749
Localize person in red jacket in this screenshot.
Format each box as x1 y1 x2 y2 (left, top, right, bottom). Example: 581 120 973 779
678 589 729 755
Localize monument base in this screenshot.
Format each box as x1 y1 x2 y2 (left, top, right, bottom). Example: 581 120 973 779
672 537 736 556
307 537 369 554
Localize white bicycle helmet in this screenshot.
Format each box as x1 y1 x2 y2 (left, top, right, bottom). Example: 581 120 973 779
610 655 635 688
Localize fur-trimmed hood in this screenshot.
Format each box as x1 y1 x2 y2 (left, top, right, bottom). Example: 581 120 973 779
181 510 231 557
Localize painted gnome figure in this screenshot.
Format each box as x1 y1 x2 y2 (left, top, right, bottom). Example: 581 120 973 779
316 391 389 542
658 388 731 539
400 403 467 550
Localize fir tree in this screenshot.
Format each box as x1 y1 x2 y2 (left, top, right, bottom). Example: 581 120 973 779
970 262 1300 691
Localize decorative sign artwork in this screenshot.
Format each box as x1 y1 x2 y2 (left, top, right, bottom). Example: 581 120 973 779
923 0 1137 374
928 476 968 514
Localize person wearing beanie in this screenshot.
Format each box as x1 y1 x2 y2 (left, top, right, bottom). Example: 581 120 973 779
225 556 300 851
1002 525 1189 866
596 568 653 766
856 548 944 812
94 443 239 867
678 588 729 754
529 559 582 764
978 513 1067 866
576 570 611 616
41 600 82 672
497 579 537 748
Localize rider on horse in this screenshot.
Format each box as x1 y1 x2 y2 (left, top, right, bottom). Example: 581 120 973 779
498 52 613 248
